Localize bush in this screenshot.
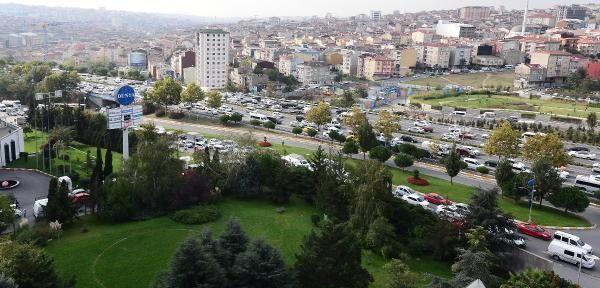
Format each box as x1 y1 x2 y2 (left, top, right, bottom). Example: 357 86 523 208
414 148 431 159
143 102 157 115
219 115 230 125
394 153 414 168
258 141 272 147
292 127 303 135
250 119 261 126
263 121 276 130
398 143 418 156
167 111 185 119
155 109 166 117
19 152 29 160
170 206 221 225
13 221 61 246
69 172 80 183
306 129 318 137
311 214 321 226
369 146 392 162
407 176 429 186
476 166 490 174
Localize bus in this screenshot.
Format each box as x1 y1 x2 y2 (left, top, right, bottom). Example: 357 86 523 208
574 175 600 195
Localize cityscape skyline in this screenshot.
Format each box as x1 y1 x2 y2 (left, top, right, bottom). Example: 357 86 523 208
0 0 594 18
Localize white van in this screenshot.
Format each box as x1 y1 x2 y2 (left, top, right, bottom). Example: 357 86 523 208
481 112 496 119
33 198 48 218
249 112 269 123
553 231 593 254
547 240 595 269
464 158 484 170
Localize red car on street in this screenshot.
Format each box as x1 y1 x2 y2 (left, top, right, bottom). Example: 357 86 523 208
424 193 453 205
517 223 551 241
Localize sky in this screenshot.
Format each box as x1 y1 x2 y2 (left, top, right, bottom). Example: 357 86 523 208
0 0 593 18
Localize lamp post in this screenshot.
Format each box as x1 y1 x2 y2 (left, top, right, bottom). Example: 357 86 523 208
35 90 62 174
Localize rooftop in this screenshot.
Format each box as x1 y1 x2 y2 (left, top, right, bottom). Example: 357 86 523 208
198 29 229 34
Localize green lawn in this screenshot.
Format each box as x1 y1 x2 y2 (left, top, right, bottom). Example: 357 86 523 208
406 72 515 89
45 198 451 288
8 130 123 180
411 93 599 118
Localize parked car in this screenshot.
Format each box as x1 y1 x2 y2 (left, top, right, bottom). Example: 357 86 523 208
568 151 596 160
424 193 453 205
401 193 430 209
593 163 600 174
489 227 526 248
400 135 418 143
463 158 485 170
484 160 498 168
393 186 414 198
436 205 461 219
407 126 425 134
518 223 551 241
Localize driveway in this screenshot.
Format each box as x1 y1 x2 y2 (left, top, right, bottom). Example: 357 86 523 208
0 169 51 223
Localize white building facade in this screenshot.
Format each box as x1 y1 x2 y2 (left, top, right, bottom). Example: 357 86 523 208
195 29 230 90
0 119 25 167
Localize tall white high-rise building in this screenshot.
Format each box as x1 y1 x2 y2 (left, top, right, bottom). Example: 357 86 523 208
195 29 230 90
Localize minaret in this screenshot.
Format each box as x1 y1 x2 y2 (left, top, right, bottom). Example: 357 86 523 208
521 0 529 36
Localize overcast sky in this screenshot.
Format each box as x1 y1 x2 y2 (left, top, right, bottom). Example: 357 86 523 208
0 0 593 17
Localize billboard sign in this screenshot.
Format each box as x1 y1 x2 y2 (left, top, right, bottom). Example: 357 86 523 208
114 85 136 106
107 105 143 130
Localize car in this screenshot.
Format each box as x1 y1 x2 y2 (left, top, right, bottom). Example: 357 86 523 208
424 193 453 205
547 241 596 269
568 146 590 152
484 160 498 168
481 133 490 139
400 135 418 143
463 158 485 170
401 193 430 209
593 163 600 174
517 223 551 241
568 151 597 160
393 186 415 198
442 133 459 141
436 205 460 218
558 170 570 180
451 203 470 216
407 126 425 134
489 227 526 248
413 120 431 127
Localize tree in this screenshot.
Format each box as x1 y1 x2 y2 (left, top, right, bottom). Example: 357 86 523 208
342 139 359 155
147 77 182 112
229 112 243 123
451 227 497 288
153 237 226 288
522 133 570 167
206 91 222 108
103 147 113 179
0 242 61 288
394 153 414 168
218 218 249 268
374 110 400 145
292 127 303 135
443 145 464 185
501 269 578 288
231 239 293 288
305 102 332 130
0 196 16 233
45 179 75 223
549 186 590 213
0 274 17 288
295 222 373 288
369 146 392 162
263 121 276 131
587 112 597 130
90 145 104 206
532 158 562 206
483 121 521 159
219 115 230 126
357 122 378 159
343 106 368 134
180 83 204 104
467 187 515 234
495 160 515 197
384 259 419 288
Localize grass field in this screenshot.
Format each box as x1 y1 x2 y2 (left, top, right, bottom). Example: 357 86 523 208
406 71 515 89
411 94 599 118
8 130 123 179
45 198 451 288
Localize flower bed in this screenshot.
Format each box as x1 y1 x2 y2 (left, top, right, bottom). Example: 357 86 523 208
407 176 429 186
258 141 272 147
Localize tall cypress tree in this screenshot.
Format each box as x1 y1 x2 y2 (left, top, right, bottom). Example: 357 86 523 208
295 222 373 288
45 180 74 223
218 219 249 269
103 148 113 179
231 239 293 288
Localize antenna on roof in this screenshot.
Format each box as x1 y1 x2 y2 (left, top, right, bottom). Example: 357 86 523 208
521 0 529 36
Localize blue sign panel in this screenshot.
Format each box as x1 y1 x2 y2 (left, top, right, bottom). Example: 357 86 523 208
114 85 135 106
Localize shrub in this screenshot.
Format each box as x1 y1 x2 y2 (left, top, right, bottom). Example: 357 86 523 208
167 111 185 119
476 166 490 174
258 141 272 147
143 102 157 115
263 121 276 130
407 176 429 186
170 206 220 225
398 143 418 156
69 172 80 183
19 152 29 160
155 109 166 117
414 148 431 159
292 127 303 135
306 129 318 137
369 146 392 162
311 214 321 226
394 153 414 168
413 169 420 179
250 119 261 126
219 115 230 125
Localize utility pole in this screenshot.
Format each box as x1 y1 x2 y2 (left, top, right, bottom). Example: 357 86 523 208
521 0 529 36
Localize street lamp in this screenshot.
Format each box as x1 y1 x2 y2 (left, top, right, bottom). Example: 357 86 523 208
35 90 63 174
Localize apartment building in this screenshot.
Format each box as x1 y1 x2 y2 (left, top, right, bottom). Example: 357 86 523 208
390 47 417 76
363 55 395 80
278 55 304 76
341 49 358 76
295 62 334 85
472 55 504 67
435 20 476 39
530 50 571 85
576 39 600 56
424 44 451 69
0 119 24 167
195 29 230 90
449 46 472 67
458 6 491 20
514 64 547 88
411 31 436 44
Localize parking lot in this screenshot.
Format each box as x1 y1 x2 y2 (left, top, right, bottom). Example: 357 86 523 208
0 169 51 223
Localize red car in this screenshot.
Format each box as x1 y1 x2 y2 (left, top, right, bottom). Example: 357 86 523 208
517 223 551 241
422 126 434 133
424 193 453 205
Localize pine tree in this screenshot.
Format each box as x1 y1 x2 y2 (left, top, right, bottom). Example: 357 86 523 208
45 179 74 223
153 238 226 288
219 219 249 268
231 239 293 288
295 222 373 288
443 144 463 185
103 147 113 179
43 177 58 219
358 122 378 159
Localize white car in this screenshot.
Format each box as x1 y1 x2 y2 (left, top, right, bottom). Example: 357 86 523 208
558 170 570 180
393 186 414 198
593 163 600 174
461 146 481 156
436 205 461 219
413 120 431 127
464 158 485 170
568 151 596 160
442 133 459 141
402 193 430 209
407 126 425 134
